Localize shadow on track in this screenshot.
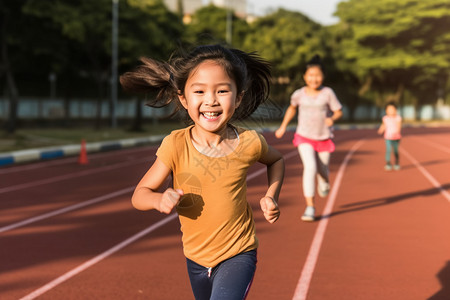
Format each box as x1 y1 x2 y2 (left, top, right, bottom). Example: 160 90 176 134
428 260 450 300
319 183 450 219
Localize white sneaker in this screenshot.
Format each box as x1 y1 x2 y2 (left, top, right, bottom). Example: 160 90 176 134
301 206 315 222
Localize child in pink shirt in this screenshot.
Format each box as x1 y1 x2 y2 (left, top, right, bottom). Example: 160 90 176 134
378 102 402 171
275 55 343 221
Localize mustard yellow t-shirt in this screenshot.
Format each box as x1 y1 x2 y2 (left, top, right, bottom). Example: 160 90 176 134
156 125 268 267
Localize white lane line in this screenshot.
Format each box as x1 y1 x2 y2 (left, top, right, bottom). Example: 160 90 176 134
19 213 179 300
18 148 300 299
401 147 450 203
411 137 450 155
0 157 150 194
0 187 135 233
293 139 365 300
1 150 299 233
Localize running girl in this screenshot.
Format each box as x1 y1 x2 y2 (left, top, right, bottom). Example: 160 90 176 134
275 55 342 222
120 44 285 299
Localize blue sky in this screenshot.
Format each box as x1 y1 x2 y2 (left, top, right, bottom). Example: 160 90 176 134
247 0 342 25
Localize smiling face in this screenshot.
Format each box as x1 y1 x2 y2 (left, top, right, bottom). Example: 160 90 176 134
178 60 242 135
386 104 397 116
303 66 324 91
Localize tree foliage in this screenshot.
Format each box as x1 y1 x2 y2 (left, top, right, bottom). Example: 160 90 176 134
2 0 450 132
335 0 450 107
242 9 325 100
185 4 249 48
243 9 322 76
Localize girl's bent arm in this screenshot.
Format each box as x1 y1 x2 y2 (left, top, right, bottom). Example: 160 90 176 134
275 105 297 138
132 158 182 213
258 145 284 223
259 145 285 201
326 109 343 127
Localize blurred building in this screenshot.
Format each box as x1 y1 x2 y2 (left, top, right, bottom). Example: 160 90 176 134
164 0 203 15
163 0 247 21
209 0 247 17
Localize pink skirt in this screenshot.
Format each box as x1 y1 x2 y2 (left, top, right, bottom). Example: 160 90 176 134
292 134 335 153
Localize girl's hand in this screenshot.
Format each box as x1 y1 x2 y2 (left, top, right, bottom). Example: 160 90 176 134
260 196 280 224
159 188 184 214
275 127 285 139
325 117 334 127
378 124 385 135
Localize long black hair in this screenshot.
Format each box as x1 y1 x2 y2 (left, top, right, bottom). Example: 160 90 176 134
120 44 272 121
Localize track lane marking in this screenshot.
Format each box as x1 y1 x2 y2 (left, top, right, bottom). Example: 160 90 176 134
401 147 450 203
410 137 450 155
0 187 135 233
293 139 365 300
0 150 299 233
0 157 150 194
19 214 179 300
18 148 299 299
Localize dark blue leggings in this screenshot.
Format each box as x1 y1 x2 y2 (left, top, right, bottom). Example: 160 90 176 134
385 139 400 165
186 250 257 300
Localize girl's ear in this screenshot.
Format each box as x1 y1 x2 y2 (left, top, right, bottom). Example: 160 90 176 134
235 91 244 108
178 91 188 109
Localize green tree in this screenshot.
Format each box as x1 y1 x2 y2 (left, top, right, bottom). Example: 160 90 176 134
23 0 184 129
335 0 450 116
242 9 324 102
24 0 117 128
1 0 30 133
119 0 184 130
185 4 249 48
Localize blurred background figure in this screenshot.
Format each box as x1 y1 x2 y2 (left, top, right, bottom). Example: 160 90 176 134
378 101 402 171
275 55 342 222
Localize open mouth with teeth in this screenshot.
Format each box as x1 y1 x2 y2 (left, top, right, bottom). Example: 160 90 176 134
201 112 222 120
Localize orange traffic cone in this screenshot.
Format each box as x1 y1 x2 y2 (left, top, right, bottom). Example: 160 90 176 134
78 139 89 165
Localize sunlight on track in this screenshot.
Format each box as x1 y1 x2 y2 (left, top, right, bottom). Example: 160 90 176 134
411 137 450 155
0 145 158 175
400 147 450 203
293 139 365 300
0 187 135 233
17 148 300 299
0 157 149 194
19 214 179 300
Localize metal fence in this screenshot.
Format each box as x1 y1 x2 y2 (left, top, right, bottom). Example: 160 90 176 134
1 98 450 122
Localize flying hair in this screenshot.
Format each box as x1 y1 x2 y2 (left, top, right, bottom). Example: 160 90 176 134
120 44 272 121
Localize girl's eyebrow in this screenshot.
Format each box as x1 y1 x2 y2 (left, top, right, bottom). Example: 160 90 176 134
189 82 233 88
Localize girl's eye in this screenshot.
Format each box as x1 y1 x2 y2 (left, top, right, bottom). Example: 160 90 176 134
194 90 204 94
218 90 229 94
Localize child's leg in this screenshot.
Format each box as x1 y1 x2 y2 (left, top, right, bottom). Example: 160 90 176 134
392 140 400 165
385 139 392 165
316 151 331 197
186 258 213 300
210 250 257 300
316 151 330 183
298 144 317 207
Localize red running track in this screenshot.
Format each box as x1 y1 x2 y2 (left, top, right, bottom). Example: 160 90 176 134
0 126 449 300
